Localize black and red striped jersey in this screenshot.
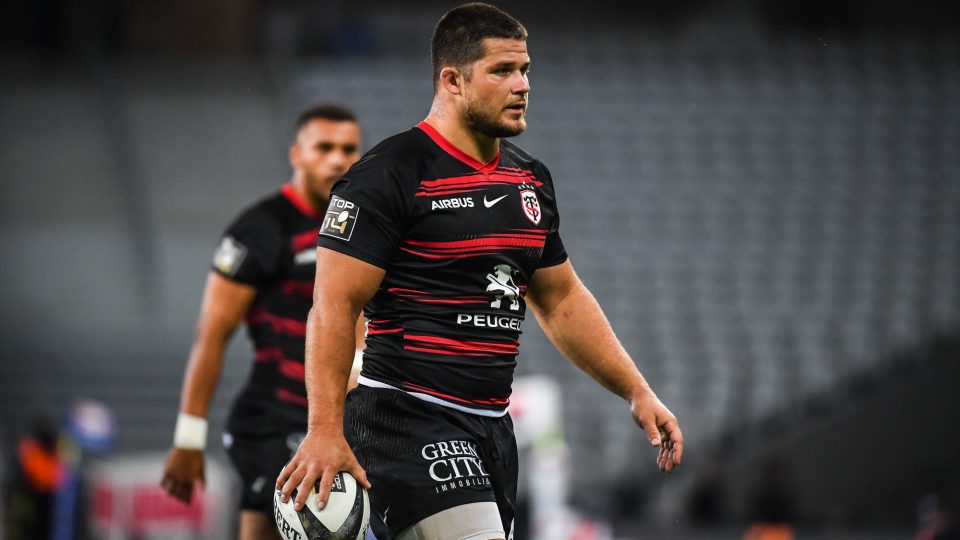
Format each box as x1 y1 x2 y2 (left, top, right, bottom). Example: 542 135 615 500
317 122 567 416
213 184 320 437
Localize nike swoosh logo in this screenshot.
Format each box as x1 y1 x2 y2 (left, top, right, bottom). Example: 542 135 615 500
484 194 508 208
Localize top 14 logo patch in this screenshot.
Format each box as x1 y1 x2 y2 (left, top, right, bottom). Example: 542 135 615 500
320 195 360 241
213 235 247 276
519 189 541 225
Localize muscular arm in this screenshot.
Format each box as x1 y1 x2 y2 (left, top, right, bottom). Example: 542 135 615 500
278 247 384 510
526 260 683 472
303 249 382 433
179 273 257 416
162 272 256 502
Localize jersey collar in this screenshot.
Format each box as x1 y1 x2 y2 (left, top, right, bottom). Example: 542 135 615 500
416 121 500 174
281 184 321 219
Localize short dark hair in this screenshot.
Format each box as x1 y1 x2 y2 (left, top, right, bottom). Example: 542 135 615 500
431 3 528 91
295 103 357 132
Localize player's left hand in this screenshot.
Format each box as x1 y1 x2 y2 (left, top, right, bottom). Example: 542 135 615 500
629 390 683 473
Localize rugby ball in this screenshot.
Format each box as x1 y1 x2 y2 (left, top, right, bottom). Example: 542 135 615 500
274 472 370 540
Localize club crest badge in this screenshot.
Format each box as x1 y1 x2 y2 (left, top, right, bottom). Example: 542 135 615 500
519 189 541 225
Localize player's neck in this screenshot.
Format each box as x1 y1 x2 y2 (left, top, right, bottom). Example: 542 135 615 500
288 176 325 215
422 114 499 164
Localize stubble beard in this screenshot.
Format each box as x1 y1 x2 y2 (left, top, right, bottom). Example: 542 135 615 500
465 101 526 138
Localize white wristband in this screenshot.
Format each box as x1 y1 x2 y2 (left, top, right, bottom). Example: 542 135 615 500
173 412 208 450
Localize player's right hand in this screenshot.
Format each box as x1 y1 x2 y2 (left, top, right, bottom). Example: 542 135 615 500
276 430 371 512
161 447 205 503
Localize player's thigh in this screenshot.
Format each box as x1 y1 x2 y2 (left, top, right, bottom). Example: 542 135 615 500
347 388 515 538
239 509 282 540
396 502 504 540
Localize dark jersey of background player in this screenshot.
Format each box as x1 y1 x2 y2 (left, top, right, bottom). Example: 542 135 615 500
318 121 566 416
216 184 328 436
161 104 362 540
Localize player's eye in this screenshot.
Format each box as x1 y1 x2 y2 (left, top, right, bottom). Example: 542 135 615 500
317 143 334 152
343 145 358 155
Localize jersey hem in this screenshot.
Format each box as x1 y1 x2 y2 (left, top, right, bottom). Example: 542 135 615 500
357 375 509 418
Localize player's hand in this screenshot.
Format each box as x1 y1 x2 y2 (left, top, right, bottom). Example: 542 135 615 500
276 430 372 512
629 390 684 473
161 447 205 503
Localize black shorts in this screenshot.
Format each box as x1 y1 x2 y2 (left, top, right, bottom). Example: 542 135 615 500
345 386 518 540
224 430 305 515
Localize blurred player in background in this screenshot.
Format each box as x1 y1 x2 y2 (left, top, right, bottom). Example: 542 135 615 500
276 4 683 540
161 104 364 540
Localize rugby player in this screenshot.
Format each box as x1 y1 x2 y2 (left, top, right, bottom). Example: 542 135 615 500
277 5 684 539
161 105 364 540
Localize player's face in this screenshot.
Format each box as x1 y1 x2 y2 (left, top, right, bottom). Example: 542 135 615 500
462 38 531 138
291 119 361 201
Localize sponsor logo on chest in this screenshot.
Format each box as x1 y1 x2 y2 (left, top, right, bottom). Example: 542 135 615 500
430 196 475 211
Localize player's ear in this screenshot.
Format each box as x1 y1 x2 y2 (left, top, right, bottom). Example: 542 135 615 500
439 66 463 96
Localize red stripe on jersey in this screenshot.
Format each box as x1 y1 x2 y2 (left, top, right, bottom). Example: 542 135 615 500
399 248 501 260
281 184 321 219
405 234 545 251
403 345 492 357
387 288 489 305
366 320 403 335
276 388 308 407
403 297 489 305
277 359 305 381
415 173 543 197
255 346 282 362
399 234 546 259
417 121 500 173
246 309 307 337
281 280 314 297
402 381 510 406
414 188 486 197
399 248 503 260
254 347 306 381
405 334 519 355
291 229 320 252
418 172 542 190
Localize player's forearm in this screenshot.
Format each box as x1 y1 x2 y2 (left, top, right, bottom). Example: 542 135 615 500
303 303 360 434
178 339 229 418
536 283 653 401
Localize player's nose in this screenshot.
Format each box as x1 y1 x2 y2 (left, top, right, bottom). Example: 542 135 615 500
513 73 530 94
327 149 349 169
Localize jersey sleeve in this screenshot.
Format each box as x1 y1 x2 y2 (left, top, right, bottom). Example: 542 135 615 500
537 163 568 268
211 205 283 287
316 153 412 269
